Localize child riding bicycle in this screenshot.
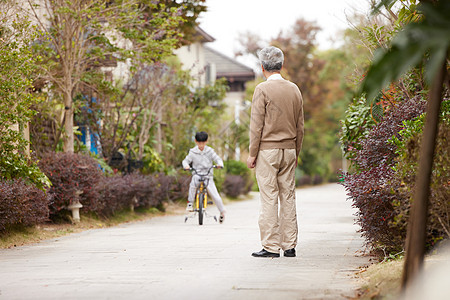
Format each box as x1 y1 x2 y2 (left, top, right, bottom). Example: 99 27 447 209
182 131 226 223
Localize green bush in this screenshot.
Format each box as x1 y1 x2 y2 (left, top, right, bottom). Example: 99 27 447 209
224 160 248 176
213 167 225 192
339 96 376 168
0 12 50 190
389 100 450 248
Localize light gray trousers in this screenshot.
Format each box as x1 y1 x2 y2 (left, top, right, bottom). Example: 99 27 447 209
188 175 225 213
255 149 298 253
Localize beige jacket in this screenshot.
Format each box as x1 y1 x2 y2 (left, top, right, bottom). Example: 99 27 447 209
249 77 304 157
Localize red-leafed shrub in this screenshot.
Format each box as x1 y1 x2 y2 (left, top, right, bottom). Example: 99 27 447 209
296 174 311 186
312 175 323 185
125 173 159 208
38 152 103 218
341 96 427 254
94 172 191 217
130 173 188 208
222 175 246 198
169 174 191 201
94 175 133 217
0 179 50 232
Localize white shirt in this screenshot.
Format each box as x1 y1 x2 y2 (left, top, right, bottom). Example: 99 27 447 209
267 73 283 81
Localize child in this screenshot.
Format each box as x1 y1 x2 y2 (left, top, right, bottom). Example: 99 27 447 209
182 131 226 223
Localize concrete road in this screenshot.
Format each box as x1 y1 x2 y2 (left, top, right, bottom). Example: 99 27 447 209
0 184 368 300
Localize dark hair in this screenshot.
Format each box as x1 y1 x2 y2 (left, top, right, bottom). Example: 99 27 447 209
195 131 208 142
262 61 283 72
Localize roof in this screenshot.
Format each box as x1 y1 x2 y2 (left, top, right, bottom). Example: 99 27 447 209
194 26 215 43
204 46 255 81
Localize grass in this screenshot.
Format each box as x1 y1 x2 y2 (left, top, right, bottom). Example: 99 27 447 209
356 258 404 300
0 201 186 249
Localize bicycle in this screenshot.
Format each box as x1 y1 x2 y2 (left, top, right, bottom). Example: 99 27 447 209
184 165 220 225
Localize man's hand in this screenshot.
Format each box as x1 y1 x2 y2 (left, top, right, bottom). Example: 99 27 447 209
247 156 256 169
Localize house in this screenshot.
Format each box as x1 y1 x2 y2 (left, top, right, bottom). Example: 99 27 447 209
203 45 254 113
175 28 256 161
203 45 255 161
174 27 256 161
204 46 255 92
173 26 216 88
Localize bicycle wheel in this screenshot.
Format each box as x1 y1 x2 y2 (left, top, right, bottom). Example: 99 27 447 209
198 193 204 225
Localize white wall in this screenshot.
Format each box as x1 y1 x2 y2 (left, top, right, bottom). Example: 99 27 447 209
174 42 216 88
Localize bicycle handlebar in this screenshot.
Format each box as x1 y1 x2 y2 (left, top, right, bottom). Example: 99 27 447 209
188 165 221 177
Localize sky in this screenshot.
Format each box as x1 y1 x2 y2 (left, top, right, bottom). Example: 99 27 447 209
198 0 371 69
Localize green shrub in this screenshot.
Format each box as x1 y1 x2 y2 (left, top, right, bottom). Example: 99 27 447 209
0 12 50 190
213 167 225 192
339 96 376 169
389 100 450 248
224 160 248 177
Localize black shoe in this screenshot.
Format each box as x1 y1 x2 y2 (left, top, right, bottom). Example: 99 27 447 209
252 249 280 258
284 248 296 257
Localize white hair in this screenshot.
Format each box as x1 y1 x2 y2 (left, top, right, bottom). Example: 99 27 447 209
258 46 284 71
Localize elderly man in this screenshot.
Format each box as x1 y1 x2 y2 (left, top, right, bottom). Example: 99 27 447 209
247 46 304 258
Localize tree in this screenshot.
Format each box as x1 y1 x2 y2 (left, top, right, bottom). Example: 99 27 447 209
130 63 177 159
238 18 325 120
360 0 450 288
21 0 185 153
238 18 359 181
161 74 228 168
272 18 326 120
148 0 207 44
75 56 228 173
76 62 179 166
0 0 50 189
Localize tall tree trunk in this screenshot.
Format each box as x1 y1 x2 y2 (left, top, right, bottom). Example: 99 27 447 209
62 8 75 153
156 105 162 153
63 89 74 153
401 61 447 290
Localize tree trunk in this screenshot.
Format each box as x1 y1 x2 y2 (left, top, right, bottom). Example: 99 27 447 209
401 61 446 290
156 105 162 153
63 89 74 153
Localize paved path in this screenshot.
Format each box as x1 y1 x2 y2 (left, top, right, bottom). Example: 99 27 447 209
0 184 368 300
